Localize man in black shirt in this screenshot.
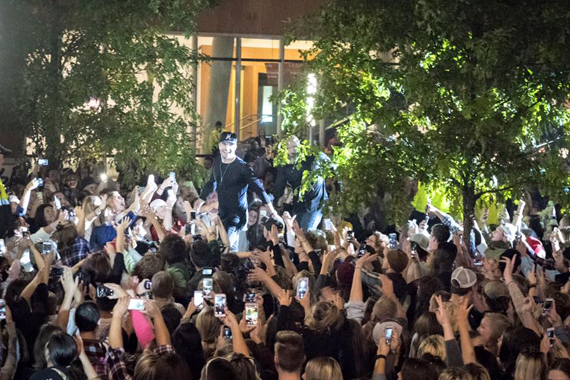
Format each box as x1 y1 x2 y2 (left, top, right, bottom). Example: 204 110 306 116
195 132 280 251
274 135 328 231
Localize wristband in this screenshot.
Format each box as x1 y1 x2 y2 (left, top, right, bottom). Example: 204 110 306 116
375 354 387 361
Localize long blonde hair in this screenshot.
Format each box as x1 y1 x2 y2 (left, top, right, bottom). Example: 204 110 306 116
514 351 546 380
304 357 342 380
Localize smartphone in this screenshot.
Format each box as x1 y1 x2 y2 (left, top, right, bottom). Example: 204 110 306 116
42 241 52 255
169 171 176 180
385 327 393 344
203 278 213 298
245 303 259 326
244 291 256 303
544 298 554 312
324 219 333 231
389 233 397 248
223 326 232 340
202 268 213 276
297 277 309 299
96 285 114 298
424 215 430 224
100 173 108 182
0 239 5 255
0 299 6 320
37 178 44 187
54 196 61 210
194 291 204 308
347 230 354 241
38 158 49 166
214 294 226 317
128 299 145 311
548 327 555 346
358 243 367 258
260 209 268 218
144 280 152 290
20 227 30 238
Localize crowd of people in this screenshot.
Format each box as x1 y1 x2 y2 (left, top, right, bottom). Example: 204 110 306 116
0 131 570 380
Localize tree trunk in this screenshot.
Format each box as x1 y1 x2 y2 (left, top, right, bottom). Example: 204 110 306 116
462 185 476 253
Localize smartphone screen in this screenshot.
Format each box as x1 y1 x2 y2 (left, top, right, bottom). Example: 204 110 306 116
0 299 6 320
42 242 52 255
544 299 553 311
223 326 232 340
144 280 152 290
169 172 176 180
214 294 226 317
297 277 309 299
203 278 213 298
385 327 393 343
202 268 213 276
54 196 61 210
38 158 49 166
244 291 256 303
389 233 397 247
245 303 259 326
194 291 204 308
128 299 145 311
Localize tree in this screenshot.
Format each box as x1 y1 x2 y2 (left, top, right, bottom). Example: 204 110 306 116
3 0 215 184
280 0 570 239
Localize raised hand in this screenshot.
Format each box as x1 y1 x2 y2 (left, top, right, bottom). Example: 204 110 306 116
277 289 292 307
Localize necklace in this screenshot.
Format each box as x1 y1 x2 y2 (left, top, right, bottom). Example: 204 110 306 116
219 161 232 184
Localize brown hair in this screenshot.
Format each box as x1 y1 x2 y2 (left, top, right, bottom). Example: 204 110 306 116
306 301 343 332
304 357 342 380
133 253 165 281
274 331 305 373
82 251 111 284
134 351 190 380
196 306 221 345
151 271 174 299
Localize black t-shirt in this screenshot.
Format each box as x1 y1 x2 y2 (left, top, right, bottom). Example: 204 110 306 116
200 157 271 229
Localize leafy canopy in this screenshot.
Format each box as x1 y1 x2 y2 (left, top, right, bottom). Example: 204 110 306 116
7 0 215 184
280 0 570 222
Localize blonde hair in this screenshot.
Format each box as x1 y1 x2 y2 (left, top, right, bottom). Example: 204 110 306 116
439 367 474 380
306 301 343 332
371 296 397 323
484 313 510 343
83 195 102 217
514 351 546 380
195 306 221 344
418 334 446 360
304 357 342 380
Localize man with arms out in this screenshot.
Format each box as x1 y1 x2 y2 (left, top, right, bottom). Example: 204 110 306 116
274 135 328 231
195 132 280 251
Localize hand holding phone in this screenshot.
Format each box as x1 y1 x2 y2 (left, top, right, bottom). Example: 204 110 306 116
297 277 309 299
245 303 259 326
214 294 226 317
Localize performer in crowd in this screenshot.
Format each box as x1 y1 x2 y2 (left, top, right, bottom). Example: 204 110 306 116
274 135 328 231
194 132 281 251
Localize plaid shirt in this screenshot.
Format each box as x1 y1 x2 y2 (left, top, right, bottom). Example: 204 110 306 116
83 339 108 379
106 345 174 380
60 237 91 267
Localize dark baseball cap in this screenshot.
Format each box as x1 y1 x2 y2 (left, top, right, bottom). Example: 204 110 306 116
219 132 237 144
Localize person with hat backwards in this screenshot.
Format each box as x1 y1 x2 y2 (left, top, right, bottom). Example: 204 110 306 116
194 132 281 252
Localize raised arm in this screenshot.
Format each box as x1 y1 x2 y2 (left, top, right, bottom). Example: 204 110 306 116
56 267 79 330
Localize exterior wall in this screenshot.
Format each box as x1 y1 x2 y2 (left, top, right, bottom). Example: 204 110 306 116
197 0 328 36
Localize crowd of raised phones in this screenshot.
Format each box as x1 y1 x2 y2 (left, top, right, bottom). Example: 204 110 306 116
2 154 570 380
